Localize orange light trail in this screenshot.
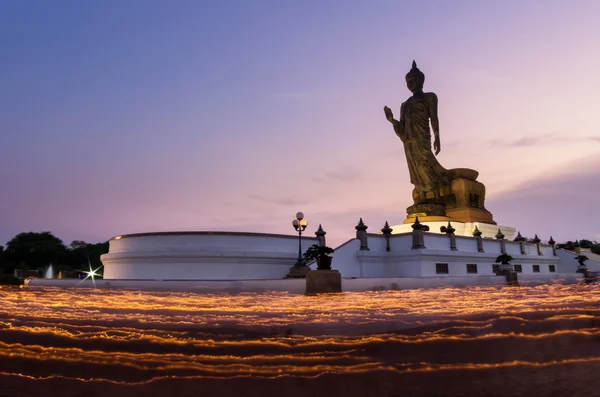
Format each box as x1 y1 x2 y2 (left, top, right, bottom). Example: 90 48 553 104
0 283 599 387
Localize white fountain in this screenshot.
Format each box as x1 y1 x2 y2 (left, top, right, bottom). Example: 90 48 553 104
44 264 55 279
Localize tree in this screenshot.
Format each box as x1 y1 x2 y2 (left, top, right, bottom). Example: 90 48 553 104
70 240 89 250
0 232 110 276
575 255 589 267
4 232 67 271
495 254 513 265
86 242 109 269
0 246 6 274
556 239 600 253
579 240 596 249
64 240 109 271
557 241 575 250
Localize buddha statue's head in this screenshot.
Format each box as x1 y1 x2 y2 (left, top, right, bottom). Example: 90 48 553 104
405 60 425 93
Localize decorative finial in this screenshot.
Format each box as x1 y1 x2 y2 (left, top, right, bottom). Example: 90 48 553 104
411 216 422 230
315 224 326 237
355 218 368 232
472 226 482 237
446 222 455 234
514 232 525 242
381 221 393 235
495 229 505 240
532 234 541 243
440 221 455 235
548 236 555 245
412 60 417 69
411 216 429 231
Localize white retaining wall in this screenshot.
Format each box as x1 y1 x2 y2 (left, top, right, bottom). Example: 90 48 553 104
330 232 560 279
556 249 600 273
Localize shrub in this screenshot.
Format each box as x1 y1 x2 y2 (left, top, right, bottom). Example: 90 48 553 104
302 244 334 266
495 254 513 265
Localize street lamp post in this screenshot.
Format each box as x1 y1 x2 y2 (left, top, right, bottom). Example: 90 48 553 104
292 212 308 266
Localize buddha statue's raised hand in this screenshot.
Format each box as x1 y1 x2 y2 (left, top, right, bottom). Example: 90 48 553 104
383 106 395 123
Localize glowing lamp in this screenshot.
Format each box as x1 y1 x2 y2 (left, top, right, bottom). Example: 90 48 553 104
292 211 308 267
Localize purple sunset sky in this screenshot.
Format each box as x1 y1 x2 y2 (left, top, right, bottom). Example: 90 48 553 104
1 1 599 248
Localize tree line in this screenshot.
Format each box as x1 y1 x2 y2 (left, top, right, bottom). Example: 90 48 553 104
556 239 600 254
0 232 108 276
507 236 599 254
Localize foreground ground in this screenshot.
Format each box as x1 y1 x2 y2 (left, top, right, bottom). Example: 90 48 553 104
0 283 599 396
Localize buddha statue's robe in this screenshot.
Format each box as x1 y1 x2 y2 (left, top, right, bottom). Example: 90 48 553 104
394 92 450 194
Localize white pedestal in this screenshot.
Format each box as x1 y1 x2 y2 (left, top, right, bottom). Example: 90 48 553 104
389 221 516 240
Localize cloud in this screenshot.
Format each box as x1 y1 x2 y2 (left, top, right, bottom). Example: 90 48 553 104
486 155 600 243
247 194 308 207
488 132 600 148
589 136 600 144
489 132 557 147
312 165 361 184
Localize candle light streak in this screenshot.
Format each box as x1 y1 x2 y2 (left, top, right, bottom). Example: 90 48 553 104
0 283 599 393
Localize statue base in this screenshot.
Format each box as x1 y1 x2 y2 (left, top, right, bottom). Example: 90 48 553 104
498 269 519 286
403 215 453 224
410 176 496 224
446 207 495 224
305 270 342 294
406 202 446 218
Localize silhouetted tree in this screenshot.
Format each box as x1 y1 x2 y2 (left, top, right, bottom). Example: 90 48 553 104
0 232 109 277
0 246 7 274
557 240 599 253
580 239 595 248
575 254 589 267
495 254 513 264
65 240 109 270
4 232 67 271
557 241 576 250
70 240 88 250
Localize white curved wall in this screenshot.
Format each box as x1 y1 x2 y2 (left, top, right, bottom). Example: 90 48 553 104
101 232 319 280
